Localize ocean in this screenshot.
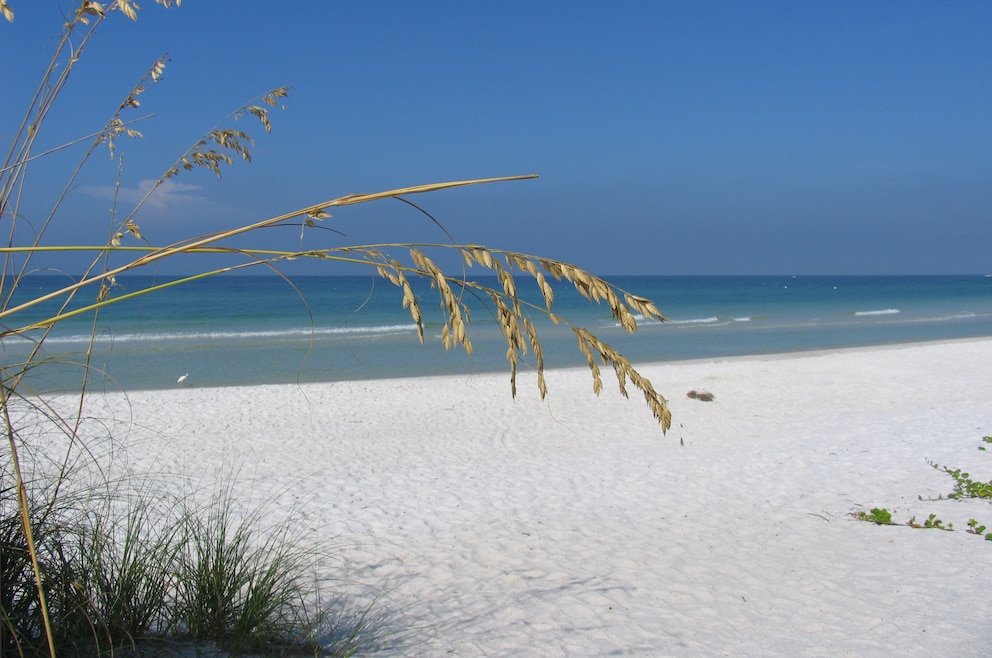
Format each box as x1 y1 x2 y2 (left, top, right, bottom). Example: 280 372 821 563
3 274 991 392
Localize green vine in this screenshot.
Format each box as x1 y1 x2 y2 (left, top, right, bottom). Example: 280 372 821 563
853 436 992 541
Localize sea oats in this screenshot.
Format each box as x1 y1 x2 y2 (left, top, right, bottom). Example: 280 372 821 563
540 259 564 280
624 293 664 322
523 317 547 399
469 247 496 270
534 270 554 312
496 263 516 298
377 248 672 430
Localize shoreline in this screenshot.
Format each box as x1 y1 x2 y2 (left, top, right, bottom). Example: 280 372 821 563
44 338 992 654
11 272 991 395
35 332 992 396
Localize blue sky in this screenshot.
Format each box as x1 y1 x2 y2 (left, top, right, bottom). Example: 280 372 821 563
3 1 991 275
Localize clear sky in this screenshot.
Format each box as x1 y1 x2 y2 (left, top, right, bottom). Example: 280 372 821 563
3 1 991 275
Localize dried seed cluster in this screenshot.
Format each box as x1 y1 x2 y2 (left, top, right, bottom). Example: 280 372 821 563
376 245 672 433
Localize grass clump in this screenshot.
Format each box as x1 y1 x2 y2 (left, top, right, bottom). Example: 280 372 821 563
2 450 377 656
64 491 183 650
176 487 324 655
1 468 73 656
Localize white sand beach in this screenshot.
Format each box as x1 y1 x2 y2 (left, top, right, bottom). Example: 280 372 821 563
74 338 992 656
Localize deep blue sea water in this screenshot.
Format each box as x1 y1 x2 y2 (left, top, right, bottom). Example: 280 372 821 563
3 274 991 392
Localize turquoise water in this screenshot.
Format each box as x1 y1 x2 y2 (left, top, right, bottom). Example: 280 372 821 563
3 274 991 392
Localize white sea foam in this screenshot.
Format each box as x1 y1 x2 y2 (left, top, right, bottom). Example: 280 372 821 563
910 311 980 323
25 323 421 346
669 316 721 325
854 309 900 316
614 315 751 329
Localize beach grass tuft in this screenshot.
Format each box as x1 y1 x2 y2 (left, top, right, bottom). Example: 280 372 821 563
175 485 327 654
1 444 366 656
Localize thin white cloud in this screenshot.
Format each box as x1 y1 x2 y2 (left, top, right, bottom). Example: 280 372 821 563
80 178 204 213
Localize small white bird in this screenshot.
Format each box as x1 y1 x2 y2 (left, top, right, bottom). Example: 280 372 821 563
177 373 189 385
